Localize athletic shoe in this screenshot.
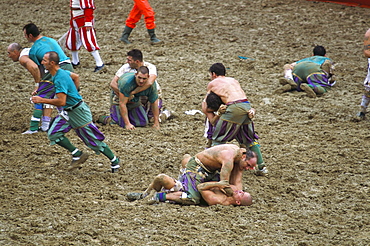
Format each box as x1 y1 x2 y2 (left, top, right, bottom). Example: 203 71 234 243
126 192 147 201
22 130 38 135
93 64 105 73
300 84 316 98
255 167 268 176
68 152 89 171
39 124 50 132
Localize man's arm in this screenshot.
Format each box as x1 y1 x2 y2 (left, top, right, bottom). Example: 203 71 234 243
110 75 120 95
150 98 160 129
70 72 80 90
364 29 370 58
118 91 135 130
197 182 230 206
19 55 40 94
130 74 156 95
31 92 67 107
229 167 243 191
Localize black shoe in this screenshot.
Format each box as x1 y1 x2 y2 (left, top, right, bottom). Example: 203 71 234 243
94 64 105 73
72 62 80 68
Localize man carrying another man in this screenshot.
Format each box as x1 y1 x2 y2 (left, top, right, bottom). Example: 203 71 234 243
22 23 74 134
98 49 170 129
99 66 161 130
7 42 53 133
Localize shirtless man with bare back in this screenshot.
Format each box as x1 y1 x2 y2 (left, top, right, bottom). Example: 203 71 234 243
201 63 267 175
127 144 257 205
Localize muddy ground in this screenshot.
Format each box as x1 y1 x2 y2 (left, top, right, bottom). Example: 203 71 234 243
0 0 369 245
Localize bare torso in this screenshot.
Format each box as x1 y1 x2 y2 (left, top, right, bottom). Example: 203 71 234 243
207 76 247 104
195 144 242 171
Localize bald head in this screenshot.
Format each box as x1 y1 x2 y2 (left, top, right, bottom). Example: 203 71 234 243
7 43 23 62
239 192 252 206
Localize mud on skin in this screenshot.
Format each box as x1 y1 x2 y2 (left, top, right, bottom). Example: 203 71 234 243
0 0 369 245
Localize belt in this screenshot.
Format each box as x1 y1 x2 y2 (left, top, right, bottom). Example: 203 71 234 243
194 156 212 173
65 101 83 111
71 7 81 10
226 99 249 105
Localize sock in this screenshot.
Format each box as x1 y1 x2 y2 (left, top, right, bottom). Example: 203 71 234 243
71 51 79 65
100 146 119 164
41 116 51 131
91 50 103 67
284 69 293 80
249 142 264 168
30 109 43 131
71 148 83 157
156 192 166 202
56 137 78 153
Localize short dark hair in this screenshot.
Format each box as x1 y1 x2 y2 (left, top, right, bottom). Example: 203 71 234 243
137 66 149 75
209 63 226 76
243 149 256 160
46 51 59 64
127 49 143 62
206 92 223 111
23 23 40 37
313 45 326 56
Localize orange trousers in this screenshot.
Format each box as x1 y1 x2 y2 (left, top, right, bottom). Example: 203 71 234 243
125 0 156 29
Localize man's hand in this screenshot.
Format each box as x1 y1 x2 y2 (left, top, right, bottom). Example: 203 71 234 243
217 180 233 197
248 108 255 119
125 123 135 130
152 122 160 130
217 104 227 115
31 96 43 104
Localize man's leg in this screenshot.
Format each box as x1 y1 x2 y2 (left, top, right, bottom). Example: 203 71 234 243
23 103 43 134
40 104 53 132
47 115 88 171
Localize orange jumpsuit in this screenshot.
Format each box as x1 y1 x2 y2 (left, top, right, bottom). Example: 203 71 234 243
126 0 156 29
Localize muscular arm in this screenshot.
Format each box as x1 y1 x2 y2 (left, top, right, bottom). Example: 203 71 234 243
364 29 370 58
130 74 156 95
118 91 135 130
70 72 80 90
197 182 230 206
110 76 120 95
32 92 66 107
229 167 243 191
202 100 221 126
218 151 236 183
151 98 160 129
19 55 40 91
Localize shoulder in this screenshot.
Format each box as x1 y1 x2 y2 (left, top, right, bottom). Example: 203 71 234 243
20 48 30 57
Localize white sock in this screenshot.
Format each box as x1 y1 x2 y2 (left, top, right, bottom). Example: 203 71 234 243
91 50 103 66
284 69 293 80
71 51 79 65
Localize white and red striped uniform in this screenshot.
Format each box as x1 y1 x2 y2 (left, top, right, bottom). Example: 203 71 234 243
66 0 100 52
